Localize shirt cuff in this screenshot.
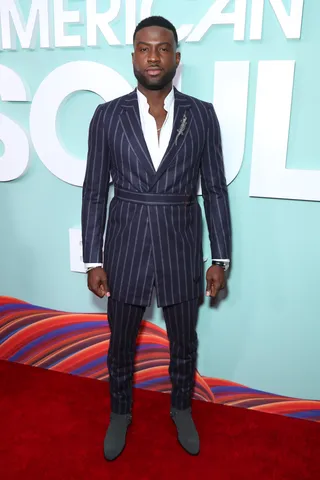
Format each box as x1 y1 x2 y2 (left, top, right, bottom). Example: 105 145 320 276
212 259 230 271
84 263 103 272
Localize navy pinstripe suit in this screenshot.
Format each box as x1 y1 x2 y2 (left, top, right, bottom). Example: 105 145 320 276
82 87 231 412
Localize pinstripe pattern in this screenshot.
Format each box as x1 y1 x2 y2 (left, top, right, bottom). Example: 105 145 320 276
107 297 199 414
82 87 231 307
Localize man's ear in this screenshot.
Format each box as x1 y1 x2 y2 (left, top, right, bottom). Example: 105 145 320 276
176 51 181 67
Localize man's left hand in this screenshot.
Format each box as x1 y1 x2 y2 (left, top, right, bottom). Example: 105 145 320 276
206 265 226 298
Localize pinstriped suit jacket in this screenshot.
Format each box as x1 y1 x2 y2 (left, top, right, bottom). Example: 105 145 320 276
81 87 231 307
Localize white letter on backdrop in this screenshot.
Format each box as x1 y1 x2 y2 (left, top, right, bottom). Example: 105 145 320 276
140 0 153 20
139 0 193 41
250 0 304 40
0 0 50 50
186 0 247 42
173 63 183 92
29 61 132 186
197 61 249 194
87 0 121 46
177 24 194 43
125 0 136 44
250 61 320 202
214 61 249 185
54 0 82 47
0 66 30 181
249 0 264 40
269 0 304 38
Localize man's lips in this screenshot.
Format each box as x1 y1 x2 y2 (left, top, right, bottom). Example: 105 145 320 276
146 68 162 76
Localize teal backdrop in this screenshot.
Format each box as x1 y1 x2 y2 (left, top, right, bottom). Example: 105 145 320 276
0 0 319 401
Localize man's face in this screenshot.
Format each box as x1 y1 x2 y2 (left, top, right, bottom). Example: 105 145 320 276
132 26 180 91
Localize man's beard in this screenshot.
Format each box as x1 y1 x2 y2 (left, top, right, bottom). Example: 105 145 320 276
133 67 177 91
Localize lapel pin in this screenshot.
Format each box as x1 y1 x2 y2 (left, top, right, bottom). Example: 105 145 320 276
175 111 188 145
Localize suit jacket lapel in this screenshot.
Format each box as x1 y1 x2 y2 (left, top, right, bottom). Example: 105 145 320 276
149 89 193 190
119 90 156 177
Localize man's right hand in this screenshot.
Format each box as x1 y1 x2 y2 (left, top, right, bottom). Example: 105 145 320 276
87 267 110 298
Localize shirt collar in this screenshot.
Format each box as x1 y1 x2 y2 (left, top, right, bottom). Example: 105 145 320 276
136 87 175 113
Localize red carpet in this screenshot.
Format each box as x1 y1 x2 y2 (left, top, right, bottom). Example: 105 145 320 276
0 360 319 479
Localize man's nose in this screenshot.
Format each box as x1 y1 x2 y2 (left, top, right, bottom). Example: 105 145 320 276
147 47 160 63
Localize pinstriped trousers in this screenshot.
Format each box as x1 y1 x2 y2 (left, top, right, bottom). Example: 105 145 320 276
107 297 199 414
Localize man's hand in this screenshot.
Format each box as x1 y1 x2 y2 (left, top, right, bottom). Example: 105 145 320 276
87 267 110 298
206 265 225 298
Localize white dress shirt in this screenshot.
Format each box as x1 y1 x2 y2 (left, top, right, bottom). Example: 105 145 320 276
85 89 229 272
136 87 174 171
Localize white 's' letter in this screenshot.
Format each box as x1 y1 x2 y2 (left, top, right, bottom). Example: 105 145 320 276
0 66 30 181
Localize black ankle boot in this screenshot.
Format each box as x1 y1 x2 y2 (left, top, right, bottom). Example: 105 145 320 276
103 412 132 461
171 407 200 455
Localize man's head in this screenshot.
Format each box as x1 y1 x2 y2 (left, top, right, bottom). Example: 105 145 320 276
132 16 180 91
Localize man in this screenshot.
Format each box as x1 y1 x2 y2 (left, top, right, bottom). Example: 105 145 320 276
82 16 231 460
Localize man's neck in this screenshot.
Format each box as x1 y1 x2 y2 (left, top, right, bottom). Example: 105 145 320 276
137 83 173 109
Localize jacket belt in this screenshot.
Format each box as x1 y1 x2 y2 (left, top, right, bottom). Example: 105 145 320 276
114 187 196 206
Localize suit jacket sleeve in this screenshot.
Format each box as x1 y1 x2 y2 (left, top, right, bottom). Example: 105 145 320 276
81 104 110 264
200 104 232 261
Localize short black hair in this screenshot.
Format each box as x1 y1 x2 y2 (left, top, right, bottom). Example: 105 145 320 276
133 16 178 46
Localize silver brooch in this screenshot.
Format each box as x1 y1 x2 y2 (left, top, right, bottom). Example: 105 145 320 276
175 111 188 145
